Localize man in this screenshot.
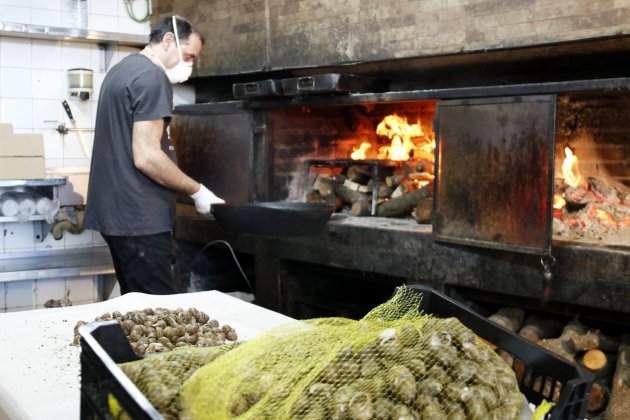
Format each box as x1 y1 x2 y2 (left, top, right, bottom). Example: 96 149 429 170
83 15 223 295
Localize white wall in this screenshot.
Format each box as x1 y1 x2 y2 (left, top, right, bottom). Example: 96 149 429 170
0 0 150 311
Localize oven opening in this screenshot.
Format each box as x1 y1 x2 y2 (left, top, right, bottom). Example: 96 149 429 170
268 94 629 247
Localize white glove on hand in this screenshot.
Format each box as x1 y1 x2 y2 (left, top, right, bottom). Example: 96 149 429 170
190 184 225 214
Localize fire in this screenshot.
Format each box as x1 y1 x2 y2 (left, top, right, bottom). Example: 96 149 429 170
553 193 566 210
351 143 371 160
349 114 435 162
376 114 429 161
561 147 585 188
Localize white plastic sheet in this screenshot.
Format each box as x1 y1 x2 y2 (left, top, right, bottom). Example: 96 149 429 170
0 291 294 420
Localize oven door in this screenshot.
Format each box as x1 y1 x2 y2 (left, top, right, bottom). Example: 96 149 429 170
433 95 556 254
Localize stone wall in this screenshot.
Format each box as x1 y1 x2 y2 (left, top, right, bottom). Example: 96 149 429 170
152 0 630 76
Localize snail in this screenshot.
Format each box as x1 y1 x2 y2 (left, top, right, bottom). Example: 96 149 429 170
71 307 238 355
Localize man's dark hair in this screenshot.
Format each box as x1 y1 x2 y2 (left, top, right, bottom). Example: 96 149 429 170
148 15 205 45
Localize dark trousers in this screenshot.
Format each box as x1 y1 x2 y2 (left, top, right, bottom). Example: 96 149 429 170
102 232 177 295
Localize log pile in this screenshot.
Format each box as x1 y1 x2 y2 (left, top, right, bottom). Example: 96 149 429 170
306 162 434 220
485 307 626 418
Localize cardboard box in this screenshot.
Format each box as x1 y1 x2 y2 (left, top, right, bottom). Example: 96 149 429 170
0 123 12 139
0 133 45 157
0 157 46 179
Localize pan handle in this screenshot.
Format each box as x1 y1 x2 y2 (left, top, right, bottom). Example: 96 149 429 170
297 76 315 91
244 82 260 96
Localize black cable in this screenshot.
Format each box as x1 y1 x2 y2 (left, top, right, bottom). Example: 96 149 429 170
194 240 254 294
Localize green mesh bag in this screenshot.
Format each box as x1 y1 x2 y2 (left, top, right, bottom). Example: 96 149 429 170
178 286 524 419
113 344 236 419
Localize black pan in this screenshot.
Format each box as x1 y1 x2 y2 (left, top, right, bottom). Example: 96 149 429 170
211 202 334 236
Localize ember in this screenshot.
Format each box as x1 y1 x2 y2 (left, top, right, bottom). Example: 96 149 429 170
553 147 630 245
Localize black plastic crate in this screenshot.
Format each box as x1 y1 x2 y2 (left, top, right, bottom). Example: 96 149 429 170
409 285 593 420
79 287 593 419
79 320 161 419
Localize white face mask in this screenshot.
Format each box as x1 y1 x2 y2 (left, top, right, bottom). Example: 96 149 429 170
164 16 193 84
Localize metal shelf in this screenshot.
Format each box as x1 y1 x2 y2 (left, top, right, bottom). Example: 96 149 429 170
0 177 67 240
0 21 147 71
0 177 66 188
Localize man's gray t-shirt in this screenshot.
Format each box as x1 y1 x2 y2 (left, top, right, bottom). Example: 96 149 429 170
83 54 176 236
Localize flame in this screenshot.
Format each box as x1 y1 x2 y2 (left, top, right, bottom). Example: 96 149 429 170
351 143 371 160
561 147 585 188
374 114 434 161
553 193 566 210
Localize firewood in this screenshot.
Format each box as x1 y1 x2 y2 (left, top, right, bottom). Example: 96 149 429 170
533 376 562 402
413 197 433 223
408 172 435 183
306 190 339 209
570 330 600 352
539 318 592 361
605 334 630 420
334 183 369 206
488 307 525 333
597 331 621 353
343 179 370 193
376 186 430 218
588 381 609 414
385 175 404 189
391 183 410 198
351 200 371 216
346 165 371 183
317 177 337 197
582 349 608 372
415 158 435 175
518 314 564 343
366 180 393 199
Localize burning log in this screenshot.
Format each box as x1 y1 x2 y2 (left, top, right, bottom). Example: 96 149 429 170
518 314 564 343
415 158 435 175
605 334 630 420
376 185 431 218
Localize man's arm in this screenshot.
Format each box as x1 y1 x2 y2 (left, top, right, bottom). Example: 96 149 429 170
131 118 199 195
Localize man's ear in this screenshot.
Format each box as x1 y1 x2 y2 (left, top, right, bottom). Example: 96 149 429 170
161 32 175 51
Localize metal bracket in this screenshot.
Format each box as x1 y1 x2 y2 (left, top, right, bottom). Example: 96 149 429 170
98 41 117 72
34 220 54 242
540 252 556 306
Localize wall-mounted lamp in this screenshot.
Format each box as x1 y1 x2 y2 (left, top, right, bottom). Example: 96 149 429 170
67 68 93 101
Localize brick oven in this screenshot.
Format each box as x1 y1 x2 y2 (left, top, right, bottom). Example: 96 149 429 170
151 1 630 322
151 1 630 415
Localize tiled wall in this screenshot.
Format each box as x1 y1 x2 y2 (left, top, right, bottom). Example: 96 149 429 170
0 0 150 311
